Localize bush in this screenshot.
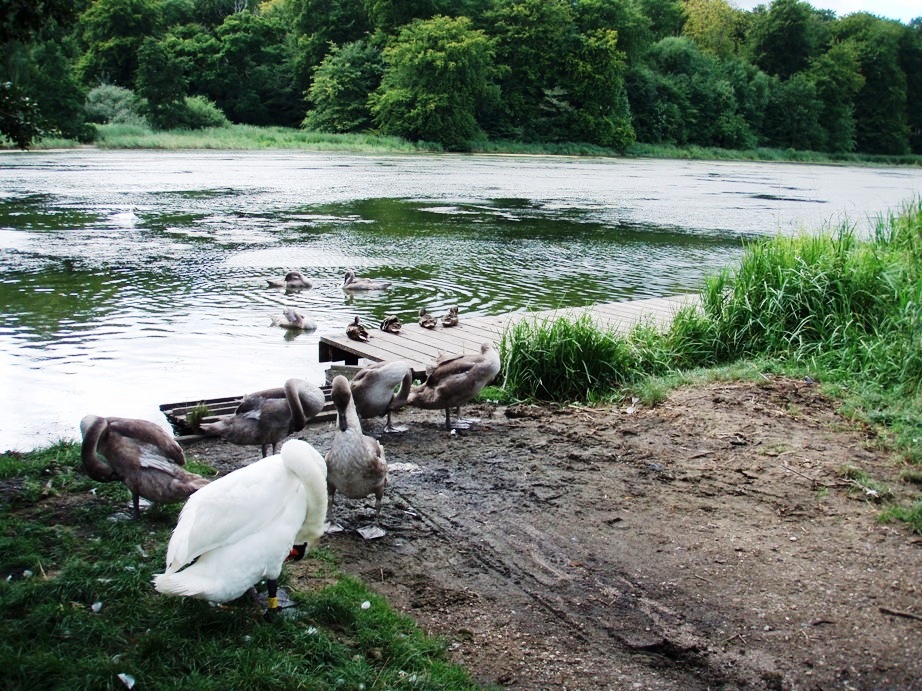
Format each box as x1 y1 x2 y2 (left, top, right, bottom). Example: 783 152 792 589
172 96 230 130
85 84 144 125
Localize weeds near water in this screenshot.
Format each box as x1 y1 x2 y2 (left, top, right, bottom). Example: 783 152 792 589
0 443 475 690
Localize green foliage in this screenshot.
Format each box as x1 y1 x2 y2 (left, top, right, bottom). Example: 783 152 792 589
682 0 746 58
879 500 922 535
76 0 164 87
85 83 145 124
637 0 686 41
170 95 229 130
0 81 45 148
135 36 188 129
304 38 384 133
25 41 95 143
486 0 575 140
8 0 922 155
0 444 475 689
371 15 499 151
834 13 911 155
746 0 826 79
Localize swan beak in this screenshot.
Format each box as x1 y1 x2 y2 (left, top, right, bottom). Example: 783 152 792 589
287 543 307 562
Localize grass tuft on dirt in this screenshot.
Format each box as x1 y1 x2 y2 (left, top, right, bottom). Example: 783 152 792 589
0 443 475 690
500 199 922 531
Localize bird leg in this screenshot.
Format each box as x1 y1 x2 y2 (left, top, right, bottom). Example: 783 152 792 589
263 578 280 621
453 406 480 429
132 492 142 520
261 443 269 458
382 410 407 434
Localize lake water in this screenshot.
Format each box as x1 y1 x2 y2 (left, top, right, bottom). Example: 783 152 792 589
1 149 920 451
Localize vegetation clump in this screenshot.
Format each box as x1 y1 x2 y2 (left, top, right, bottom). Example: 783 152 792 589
3 0 921 156
501 199 922 532
0 442 475 689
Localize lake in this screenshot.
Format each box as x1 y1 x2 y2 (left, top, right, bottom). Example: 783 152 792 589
1 149 920 451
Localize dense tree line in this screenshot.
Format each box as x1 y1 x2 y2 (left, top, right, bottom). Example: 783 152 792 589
2 0 920 154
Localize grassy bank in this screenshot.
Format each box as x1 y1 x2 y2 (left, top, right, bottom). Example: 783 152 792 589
500 199 922 532
26 123 922 166
0 443 475 689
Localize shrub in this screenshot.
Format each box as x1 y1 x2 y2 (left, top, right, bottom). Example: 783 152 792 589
172 96 230 130
85 84 144 125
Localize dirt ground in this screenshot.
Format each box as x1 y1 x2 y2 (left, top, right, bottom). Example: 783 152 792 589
184 376 922 690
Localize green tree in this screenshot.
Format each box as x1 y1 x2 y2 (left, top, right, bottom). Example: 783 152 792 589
633 36 756 148
834 13 910 154
135 36 188 128
304 38 384 133
637 0 685 41
807 40 864 152
562 27 635 149
364 0 447 33
898 21 922 153
1 0 83 147
290 0 370 90
370 15 499 150
682 0 745 58
574 0 652 64
746 0 827 79
76 0 163 87
210 10 301 125
24 41 95 141
485 0 575 139
761 72 823 150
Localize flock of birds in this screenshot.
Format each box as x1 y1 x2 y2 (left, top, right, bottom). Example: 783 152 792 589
78 268 502 618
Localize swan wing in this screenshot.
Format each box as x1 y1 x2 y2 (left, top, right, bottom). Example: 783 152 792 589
164 456 296 572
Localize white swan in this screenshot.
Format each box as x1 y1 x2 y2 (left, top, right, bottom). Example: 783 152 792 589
199 378 325 457
80 415 209 519
408 342 501 429
270 307 316 331
153 439 328 617
325 375 388 523
351 360 413 433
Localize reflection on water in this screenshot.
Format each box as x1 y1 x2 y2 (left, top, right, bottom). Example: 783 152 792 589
1 150 920 450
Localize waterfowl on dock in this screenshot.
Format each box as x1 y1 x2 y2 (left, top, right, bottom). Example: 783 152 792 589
418 308 437 329
346 316 370 342
325 375 388 530
351 360 413 433
441 306 459 327
380 315 402 334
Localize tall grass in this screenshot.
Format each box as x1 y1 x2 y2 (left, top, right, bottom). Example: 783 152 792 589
0 444 475 689
501 198 922 454
87 123 444 152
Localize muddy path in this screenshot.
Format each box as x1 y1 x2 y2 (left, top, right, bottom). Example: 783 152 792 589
186 377 922 689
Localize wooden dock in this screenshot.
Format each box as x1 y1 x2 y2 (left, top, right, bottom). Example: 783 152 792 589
160 385 337 441
318 294 701 375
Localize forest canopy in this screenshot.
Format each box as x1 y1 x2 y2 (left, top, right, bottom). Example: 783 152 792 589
1 0 920 154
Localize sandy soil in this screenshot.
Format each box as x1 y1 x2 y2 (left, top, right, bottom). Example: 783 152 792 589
183 376 922 690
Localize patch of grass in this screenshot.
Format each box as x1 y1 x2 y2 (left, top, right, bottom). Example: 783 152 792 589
879 500 922 534
83 123 444 153
0 443 476 689
185 402 211 431
496 200 922 532
839 465 894 502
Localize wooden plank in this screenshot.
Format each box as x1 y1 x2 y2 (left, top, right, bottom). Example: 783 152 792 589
318 294 701 370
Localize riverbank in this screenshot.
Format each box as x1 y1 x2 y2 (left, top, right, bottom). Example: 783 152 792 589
18 123 922 167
